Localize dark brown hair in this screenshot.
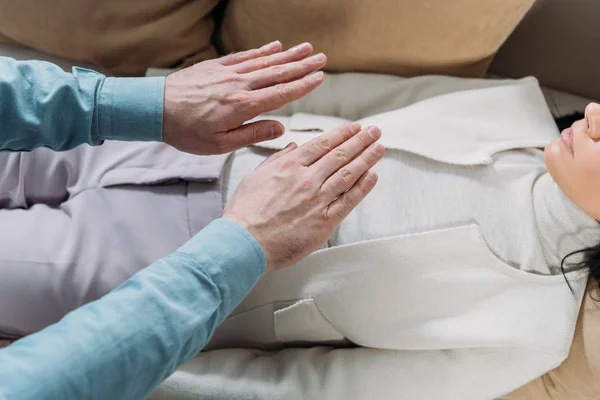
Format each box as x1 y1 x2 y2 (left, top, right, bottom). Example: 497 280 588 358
561 246 600 299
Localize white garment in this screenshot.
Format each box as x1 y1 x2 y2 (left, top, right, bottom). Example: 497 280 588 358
153 75 599 400
225 148 595 276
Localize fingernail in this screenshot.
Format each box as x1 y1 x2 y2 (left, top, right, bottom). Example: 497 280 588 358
284 142 297 150
367 126 380 139
349 122 361 134
312 71 324 81
291 42 309 52
271 124 284 138
263 40 281 51
313 53 326 62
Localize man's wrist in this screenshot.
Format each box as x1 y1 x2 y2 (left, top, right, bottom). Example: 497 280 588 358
96 76 165 142
176 219 267 316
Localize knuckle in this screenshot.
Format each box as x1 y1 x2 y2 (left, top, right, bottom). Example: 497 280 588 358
230 53 243 64
222 73 241 84
275 84 289 100
356 182 368 197
339 169 354 184
278 158 296 171
247 49 261 58
272 65 287 82
333 148 349 164
335 208 347 219
295 175 314 192
250 124 263 143
257 56 270 69
298 77 311 92
342 193 355 209
302 58 314 69
341 127 353 142
220 52 236 62
225 92 250 104
245 98 262 112
356 132 370 148
318 137 331 152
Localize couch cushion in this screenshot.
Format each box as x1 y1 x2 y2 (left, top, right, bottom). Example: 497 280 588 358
491 0 600 101
0 42 110 75
0 0 219 76
219 0 534 78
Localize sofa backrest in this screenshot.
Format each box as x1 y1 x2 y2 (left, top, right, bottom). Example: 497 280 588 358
491 0 600 101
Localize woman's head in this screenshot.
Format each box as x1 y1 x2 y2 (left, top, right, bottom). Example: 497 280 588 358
545 103 600 221
546 103 600 294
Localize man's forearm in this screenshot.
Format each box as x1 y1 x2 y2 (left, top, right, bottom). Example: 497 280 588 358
0 219 266 400
0 57 164 151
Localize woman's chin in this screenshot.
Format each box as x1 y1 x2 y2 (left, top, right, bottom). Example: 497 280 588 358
543 143 572 197
543 142 561 173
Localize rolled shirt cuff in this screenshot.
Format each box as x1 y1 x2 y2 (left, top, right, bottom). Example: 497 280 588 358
176 218 267 317
96 76 165 142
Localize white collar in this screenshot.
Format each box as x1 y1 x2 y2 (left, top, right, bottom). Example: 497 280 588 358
533 172 600 273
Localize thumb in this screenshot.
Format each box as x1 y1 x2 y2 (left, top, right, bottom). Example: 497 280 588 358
225 120 285 151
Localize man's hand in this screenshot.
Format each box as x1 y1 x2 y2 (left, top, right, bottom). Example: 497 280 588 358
163 41 326 155
223 123 384 272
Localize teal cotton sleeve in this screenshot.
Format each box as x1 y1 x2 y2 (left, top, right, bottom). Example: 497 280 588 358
0 219 266 400
0 56 164 151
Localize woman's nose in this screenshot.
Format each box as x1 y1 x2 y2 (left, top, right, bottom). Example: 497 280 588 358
585 103 600 140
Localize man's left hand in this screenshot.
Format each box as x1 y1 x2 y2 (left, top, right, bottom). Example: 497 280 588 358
162 41 326 155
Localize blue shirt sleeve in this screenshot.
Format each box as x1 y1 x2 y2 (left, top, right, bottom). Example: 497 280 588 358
0 219 266 400
0 56 164 151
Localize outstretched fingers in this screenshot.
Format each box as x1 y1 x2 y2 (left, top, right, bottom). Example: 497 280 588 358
232 42 313 74
245 53 326 90
218 41 283 66
327 170 379 222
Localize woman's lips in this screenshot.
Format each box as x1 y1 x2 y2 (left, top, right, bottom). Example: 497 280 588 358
560 127 573 154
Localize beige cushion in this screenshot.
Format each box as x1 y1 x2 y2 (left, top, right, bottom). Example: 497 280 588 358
491 0 600 101
505 285 600 400
219 0 534 78
0 0 219 76
0 42 110 75
0 31 11 44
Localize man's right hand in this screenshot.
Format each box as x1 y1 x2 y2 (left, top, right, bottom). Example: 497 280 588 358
223 123 384 272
